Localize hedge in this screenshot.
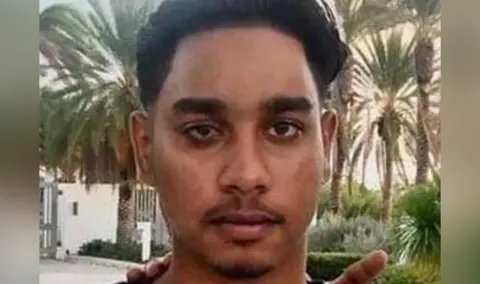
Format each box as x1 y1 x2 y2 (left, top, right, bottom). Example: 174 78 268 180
78 239 170 263
307 252 428 284
373 265 430 284
307 252 363 281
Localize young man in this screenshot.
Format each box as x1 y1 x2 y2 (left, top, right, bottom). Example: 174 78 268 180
122 0 388 283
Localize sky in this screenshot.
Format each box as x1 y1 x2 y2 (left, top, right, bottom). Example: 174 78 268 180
40 0 86 12
40 0 436 189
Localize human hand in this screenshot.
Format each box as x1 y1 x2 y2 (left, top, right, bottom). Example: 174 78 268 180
126 252 172 281
126 250 388 284
329 250 388 284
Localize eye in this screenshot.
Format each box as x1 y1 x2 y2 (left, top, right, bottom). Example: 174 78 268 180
266 121 303 139
183 124 222 143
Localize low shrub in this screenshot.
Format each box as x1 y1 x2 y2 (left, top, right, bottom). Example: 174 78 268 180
307 252 363 281
341 187 382 220
316 183 382 220
78 239 170 263
78 239 140 262
308 213 392 254
152 242 171 258
373 265 429 284
307 252 427 284
391 183 440 269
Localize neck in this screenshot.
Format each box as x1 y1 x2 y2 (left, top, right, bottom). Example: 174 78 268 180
155 240 308 284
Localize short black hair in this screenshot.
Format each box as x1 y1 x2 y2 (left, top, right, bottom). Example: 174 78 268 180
136 0 348 109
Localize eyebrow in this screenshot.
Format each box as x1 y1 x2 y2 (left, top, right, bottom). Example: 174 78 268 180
172 98 227 116
171 95 313 117
263 96 313 115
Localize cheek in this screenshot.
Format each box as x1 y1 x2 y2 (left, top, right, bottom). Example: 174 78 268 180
270 148 323 224
152 145 218 229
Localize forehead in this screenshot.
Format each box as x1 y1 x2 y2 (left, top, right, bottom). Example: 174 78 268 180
158 26 319 110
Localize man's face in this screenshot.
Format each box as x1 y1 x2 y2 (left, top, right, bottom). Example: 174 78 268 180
132 27 337 278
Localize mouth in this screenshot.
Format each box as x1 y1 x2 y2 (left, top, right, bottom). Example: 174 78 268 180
207 210 283 242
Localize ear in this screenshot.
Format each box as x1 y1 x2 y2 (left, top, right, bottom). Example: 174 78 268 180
129 111 154 186
320 110 338 182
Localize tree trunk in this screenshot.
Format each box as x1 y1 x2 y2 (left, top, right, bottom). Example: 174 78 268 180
329 59 353 214
347 145 362 195
380 107 396 223
414 35 434 185
381 139 394 222
330 113 346 214
116 169 135 244
415 97 429 184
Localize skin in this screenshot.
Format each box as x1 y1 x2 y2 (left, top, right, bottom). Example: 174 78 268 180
130 26 387 284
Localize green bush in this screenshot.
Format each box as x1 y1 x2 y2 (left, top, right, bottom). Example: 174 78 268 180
307 252 363 281
373 265 428 284
78 239 170 263
152 242 171 258
308 213 392 254
307 252 427 284
392 183 440 269
317 183 382 220
341 187 382 220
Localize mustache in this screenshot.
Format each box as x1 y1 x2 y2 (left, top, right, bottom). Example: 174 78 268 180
202 197 286 224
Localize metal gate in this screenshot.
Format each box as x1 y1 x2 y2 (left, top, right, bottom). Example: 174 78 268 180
40 180 58 258
134 188 170 246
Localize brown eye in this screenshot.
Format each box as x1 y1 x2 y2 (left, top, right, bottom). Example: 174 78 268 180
266 121 302 139
184 124 222 143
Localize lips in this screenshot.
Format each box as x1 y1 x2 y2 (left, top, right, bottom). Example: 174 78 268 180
207 210 282 242
209 210 281 225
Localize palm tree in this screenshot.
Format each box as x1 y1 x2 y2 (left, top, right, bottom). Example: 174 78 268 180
328 0 397 214
40 0 157 243
390 0 441 184
351 29 419 221
40 87 81 182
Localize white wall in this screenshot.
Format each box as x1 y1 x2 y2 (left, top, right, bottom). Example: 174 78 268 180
57 183 119 254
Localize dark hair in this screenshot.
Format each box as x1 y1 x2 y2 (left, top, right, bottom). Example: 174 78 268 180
136 0 348 108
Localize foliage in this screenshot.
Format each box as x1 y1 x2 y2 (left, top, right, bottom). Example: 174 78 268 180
350 28 418 190
40 0 158 243
78 239 170 263
341 187 382 219
392 0 441 33
312 182 440 282
39 0 156 182
317 184 382 220
308 213 392 254
307 252 363 281
373 265 429 284
78 239 141 262
391 183 440 272
334 0 400 43
307 252 426 284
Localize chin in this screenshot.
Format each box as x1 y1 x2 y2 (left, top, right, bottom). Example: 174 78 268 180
209 257 275 279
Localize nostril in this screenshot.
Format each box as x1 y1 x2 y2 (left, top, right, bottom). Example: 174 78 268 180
221 182 268 195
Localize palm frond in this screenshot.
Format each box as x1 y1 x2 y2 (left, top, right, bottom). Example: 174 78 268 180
39 1 156 184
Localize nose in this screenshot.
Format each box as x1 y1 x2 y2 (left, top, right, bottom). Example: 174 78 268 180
218 133 272 195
